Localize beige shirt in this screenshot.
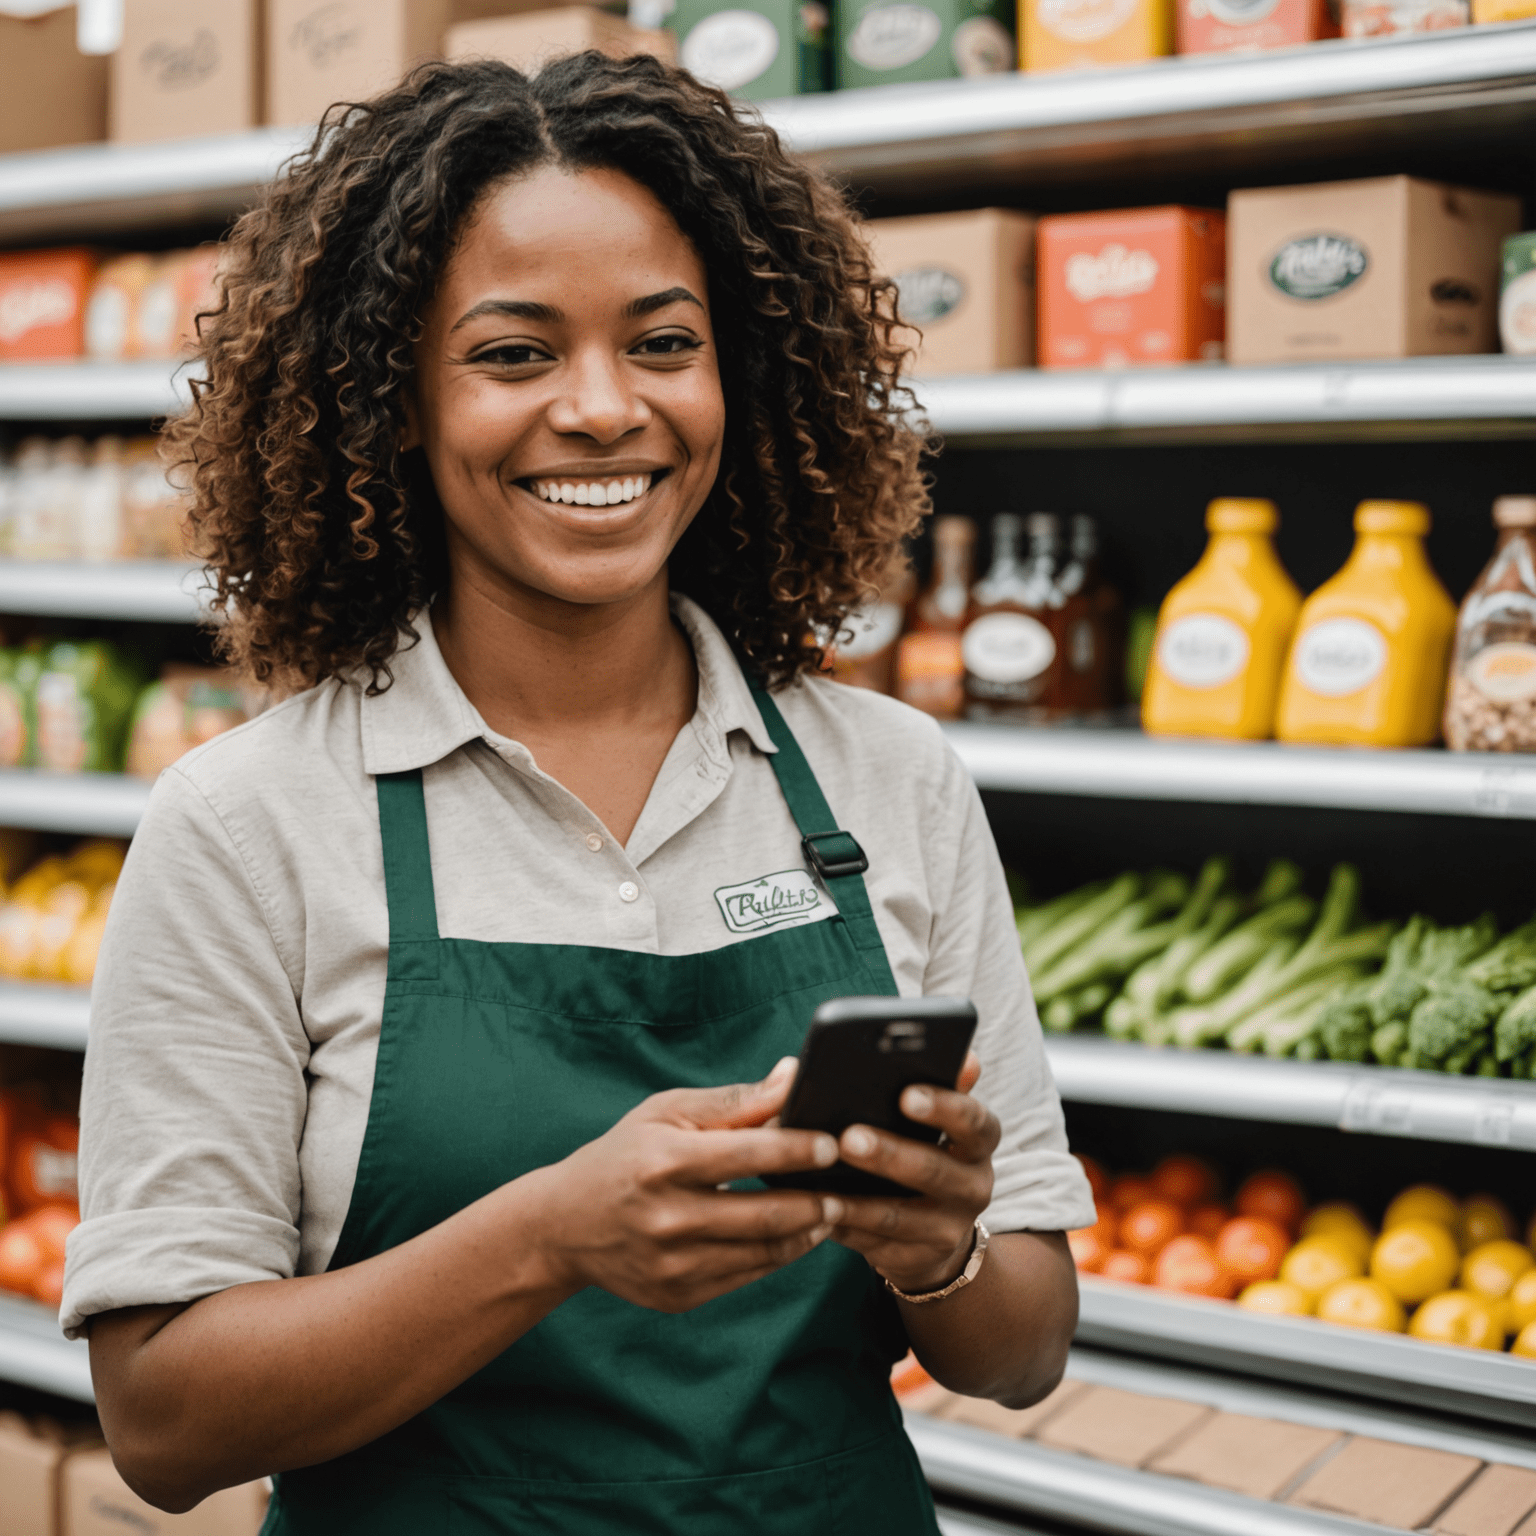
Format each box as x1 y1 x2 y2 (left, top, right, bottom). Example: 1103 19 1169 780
63 597 1093 1338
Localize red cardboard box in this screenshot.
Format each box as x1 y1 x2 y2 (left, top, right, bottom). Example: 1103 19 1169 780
1178 0 1337 53
1037 205 1225 369
0 249 98 361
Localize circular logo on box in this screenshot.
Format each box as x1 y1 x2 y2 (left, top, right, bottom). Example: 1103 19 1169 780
894 266 965 323
681 9 780 89
951 15 1014 73
1157 614 1250 689
1269 234 1369 301
1293 618 1387 697
1204 0 1282 19
1468 642 1536 703
1500 269 1536 355
846 4 943 68
962 613 1056 684
1037 0 1138 43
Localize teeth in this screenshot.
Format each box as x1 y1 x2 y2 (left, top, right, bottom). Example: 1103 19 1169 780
531 474 652 506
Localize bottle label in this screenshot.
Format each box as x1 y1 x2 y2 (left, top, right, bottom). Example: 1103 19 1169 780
833 601 904 661
1467 642 1536 703
1157 613 1250 690
962 612 1056 684
681 9 781 89
1293 618 1387 697
846 3 943 68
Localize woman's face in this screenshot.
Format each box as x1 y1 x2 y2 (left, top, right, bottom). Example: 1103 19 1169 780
409 164 724 612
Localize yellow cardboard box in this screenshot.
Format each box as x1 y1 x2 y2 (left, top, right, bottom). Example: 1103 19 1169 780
1020 0 1173 70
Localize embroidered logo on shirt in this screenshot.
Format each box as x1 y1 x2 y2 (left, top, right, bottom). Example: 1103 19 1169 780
714 869 826 934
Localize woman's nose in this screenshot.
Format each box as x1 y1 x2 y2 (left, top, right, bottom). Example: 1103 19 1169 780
546 352 651 443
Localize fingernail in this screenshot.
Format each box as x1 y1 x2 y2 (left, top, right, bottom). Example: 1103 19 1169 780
809 1224 833 1243
845 1127 876 1157
903 1086 933 1118
766 1056 797 1084
813 1134 839 1167
821 1195 844 1224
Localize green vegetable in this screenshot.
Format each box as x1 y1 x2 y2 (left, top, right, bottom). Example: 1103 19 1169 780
1408 982 1505 1067
1371 1020 1408 1065
1495 983 1536 1063
1182 893 1317 1004
1022 874 1141 976
1030 870 1192 1004
1040 982 1115 1033
1465 916 1536 994
1225 968 1368 1056
1253 858 1305 905
1015 880 1106 952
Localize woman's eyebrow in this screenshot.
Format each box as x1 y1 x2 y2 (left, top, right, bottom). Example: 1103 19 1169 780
625 287 704 318
450 298 563 332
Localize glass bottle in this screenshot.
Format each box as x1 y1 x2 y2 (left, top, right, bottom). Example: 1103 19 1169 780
895 516 974 719
1056 514 1121 716
962 513 1066 720
828 553 915 696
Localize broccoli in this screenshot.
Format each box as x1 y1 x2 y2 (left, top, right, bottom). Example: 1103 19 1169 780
1495 983 1536 1064
1465 916 1536 994
1316 988 1374 1061
1225 968 1369 1057
1372 1020 1408 1065
1407 975 1505 1068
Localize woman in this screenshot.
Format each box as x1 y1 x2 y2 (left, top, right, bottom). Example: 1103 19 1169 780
64 51 1093 1535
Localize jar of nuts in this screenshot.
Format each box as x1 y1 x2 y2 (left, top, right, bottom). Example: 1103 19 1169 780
1444 496 1536 752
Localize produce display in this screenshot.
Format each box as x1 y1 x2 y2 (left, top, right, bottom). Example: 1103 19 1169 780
0 1083 78 1312
0 838 124 988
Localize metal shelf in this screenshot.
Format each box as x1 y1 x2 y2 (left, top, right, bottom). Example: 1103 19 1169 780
0 771 149 837
0 1293 92 1403
0 981 90 1051
0 359 190 420
1076 1277 1536 1430
0 560 205 622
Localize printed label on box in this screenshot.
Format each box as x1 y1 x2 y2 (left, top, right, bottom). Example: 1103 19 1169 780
1293 618 1387 696
1066 243 1159 302
1269 234 1369 301
0 280 76 345
894 266 965 322
1036 0 1140 42
681 9 781 87
951 14 1014 69
846 4 943 66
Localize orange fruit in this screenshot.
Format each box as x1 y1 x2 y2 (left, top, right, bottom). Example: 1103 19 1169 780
1215 1217 1291 1286
1237 1280 1310 1316
1315 1277 1406 1333
1513 1319 1536 1358
1153 1234 1236 1298
1460 1241 1534 1318
1409 1290 1504 1350
1109 1174 1155 1212
0 1223 43 1296
1235 1171 1306 1235
1281 1235 1364 1304
1150 1154 1219 1207
1068 1226 1110 1273
31 1260 64 1311
1458 1195 1515 1254
1371 1220 1461 1305
8 1114 78 1215
22 1203 77 1266
1300 1203 1375 1266
1076 1154 1110 1204
1383 1185 1458 1233
1509 1268 1536 1334
1120 1199 1186 1256
1100 1249 1151 1284
1188 1204 1230 1242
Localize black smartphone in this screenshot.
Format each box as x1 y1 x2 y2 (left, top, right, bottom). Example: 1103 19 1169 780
762 996 978 1198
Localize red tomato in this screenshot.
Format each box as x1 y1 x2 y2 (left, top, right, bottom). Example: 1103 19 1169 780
1109 1174 1155 1212
1099 1249 1152 1284
1076 1154 1110 1204
1153 1234 1236 1298
1235 1171 1307 1236
1151 1154 1219 1207
1215 1216 1290 1285
1188 1203 1230 1242
1119 1199 1187 1255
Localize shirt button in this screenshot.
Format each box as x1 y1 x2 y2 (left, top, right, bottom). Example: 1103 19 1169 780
585 833 603 852
618 881 639 903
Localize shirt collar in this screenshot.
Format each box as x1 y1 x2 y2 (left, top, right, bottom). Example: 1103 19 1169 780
358 595 776 776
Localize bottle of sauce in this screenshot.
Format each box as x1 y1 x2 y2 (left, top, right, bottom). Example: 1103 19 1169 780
828 554 915 695
962 513 1066 721
1276 500 1456 749
1056 514 1122 715
1142 498 1301 740
1444 496 1536 753
895 515 974 719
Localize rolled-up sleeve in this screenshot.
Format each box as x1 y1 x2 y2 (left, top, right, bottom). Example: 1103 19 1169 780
62 766 310 1338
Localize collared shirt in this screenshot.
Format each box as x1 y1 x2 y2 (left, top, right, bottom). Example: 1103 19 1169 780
63 597 1094 1338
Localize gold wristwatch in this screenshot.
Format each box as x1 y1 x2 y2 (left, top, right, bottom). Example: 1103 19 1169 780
883 1220 990 1304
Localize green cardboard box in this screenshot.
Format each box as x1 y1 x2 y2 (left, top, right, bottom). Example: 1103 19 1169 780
672 0 830 97
834 0 1014 89
1500 231 1536 356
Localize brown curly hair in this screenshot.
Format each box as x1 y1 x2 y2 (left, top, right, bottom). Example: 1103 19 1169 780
164 50 929 693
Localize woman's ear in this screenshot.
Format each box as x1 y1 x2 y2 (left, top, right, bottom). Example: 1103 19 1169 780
400 390 422 452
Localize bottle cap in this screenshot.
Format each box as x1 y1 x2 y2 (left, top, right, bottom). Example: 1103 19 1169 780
933 515 976 544
1493 496 1536 529
1206 498 1277 534
1355 500 1430 535
1025 513 1061 539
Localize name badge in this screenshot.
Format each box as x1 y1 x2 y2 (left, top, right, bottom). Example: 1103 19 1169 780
714 869 827 935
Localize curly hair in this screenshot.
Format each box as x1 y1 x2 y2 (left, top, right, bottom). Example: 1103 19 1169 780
164 50 929 693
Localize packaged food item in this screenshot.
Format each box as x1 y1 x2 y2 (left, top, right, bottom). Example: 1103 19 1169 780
1444 498 1536 753
0 841 123 987
34 641 144 775
1228 175 1520 366
13 436 88 561
446 9 672 75
125 667 263 781
1177 0 1336 53
864 209 1036 376
82 253 158 361
1142 499 1301 740
121 436 192 558
0 249 97 362
1340 0 1466 30
1021 0 1173 71
836 0 1015 89
1501 231 1536 356
1472 0 1536 17
1056 513 1121 714
168 243 225 355
0 5 109 156
1276 501 1457 749
897 515 975 718
0 650 40 769
827 558 915 695
76 437 126 561
670 0 830 96
1037 206 1225 370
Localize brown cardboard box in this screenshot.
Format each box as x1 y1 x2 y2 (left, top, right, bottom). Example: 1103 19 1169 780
452 0 617 15
0 7 108 155
1147 1412 1341 1500
1290 1437 1482 1532
937 1377 1088 1438
864 209 1036 376
62 1448 267 1536
1035 1385 1211 1467
445 9 672 71
267 0 451 125
1436 1465 1536 1536
1228 175 1522 366
111 0 264 143
0 1411 66 1536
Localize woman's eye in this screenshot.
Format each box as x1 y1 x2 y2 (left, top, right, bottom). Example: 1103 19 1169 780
476 344 551 367
634 334 703 357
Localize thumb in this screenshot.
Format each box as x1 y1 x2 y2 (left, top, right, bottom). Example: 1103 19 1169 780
668 1056 799 1130
956 1049 982 1095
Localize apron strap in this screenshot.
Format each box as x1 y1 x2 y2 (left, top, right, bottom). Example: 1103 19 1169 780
750 686 898 996
376 769 441 942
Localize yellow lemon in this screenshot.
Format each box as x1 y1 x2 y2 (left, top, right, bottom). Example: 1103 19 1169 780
1300 1204 1374 1266
1513 1319 1536 1359
1237 1280 1310 1317
1409 1291 1504 1350
1370 1220 1461 1304
1315 1277 1407 1333
1458 1194 1515 1253
1461 1241 1534 1317
1383 1185 1459 1232
1280 1235 1363 1305
1509 1269 1536 1335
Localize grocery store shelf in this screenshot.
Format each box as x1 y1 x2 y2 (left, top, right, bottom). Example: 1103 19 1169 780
0 981 90 1051
1045 1035 1536 1150
945 721 1536 819
0 1293 92 1403
0 771 149 836
0 359 190 420
917 356 1536 447
0 560 206 622
1076 1277 1536 1429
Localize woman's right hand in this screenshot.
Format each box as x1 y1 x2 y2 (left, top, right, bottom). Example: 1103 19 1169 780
525 1056 844 1314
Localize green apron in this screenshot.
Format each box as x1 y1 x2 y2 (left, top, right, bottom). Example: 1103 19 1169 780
263 689 941 1535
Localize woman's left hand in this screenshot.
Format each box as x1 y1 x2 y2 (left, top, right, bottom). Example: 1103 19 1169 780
826 1051 999 1296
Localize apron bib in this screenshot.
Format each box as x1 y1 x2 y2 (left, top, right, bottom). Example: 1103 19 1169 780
264 690 941 1536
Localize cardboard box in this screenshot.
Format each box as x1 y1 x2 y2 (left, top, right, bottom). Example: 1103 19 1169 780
1473 0 1536 17
62 1448 267 1536
1037 204 1225 369
0 1411 66 1536
1502 231 1536 355
267 0 451 125
865 208 1036 375
673 0 829 97
1147 1412 1341 1500
447 9 670 72
111 0 264 144
1289 1437 1482 1532
1177 0 1336 54
0 248 98 361
836 0 1015 89
936 1377 1088 1437
1341 0 1467 32
1034 1385 1212 1467
1435 1464 1536 1536
0 6 109 154
1021 0 1173 71
1228 175 1522 365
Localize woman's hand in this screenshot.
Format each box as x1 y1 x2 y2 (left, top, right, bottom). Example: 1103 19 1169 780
826 1051 999 1295
527 1057 844 1314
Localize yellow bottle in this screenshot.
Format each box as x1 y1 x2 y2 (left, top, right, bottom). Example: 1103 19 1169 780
1142 499 1301 740
1276 501 1456 748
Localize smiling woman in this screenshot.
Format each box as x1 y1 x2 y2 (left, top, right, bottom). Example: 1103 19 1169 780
65 49 1094 1536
